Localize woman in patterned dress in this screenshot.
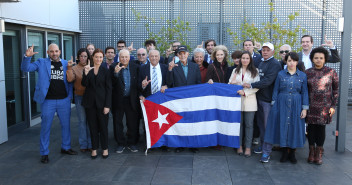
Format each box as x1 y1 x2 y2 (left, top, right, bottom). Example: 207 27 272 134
305 47 339 165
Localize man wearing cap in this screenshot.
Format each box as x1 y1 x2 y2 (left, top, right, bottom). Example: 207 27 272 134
167 45 201 153
243 42 281 162
167 45 201 88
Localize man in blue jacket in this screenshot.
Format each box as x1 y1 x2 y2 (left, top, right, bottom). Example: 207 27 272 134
243 42 281 162
21 44 77 164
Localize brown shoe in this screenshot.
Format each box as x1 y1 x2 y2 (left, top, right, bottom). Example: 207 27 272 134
315 146 324 165
307 145 315 163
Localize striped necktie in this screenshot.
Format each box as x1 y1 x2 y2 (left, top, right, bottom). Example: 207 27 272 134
152 66 158 94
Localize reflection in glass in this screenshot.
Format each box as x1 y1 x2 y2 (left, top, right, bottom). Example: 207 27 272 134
3 30 24 127
64 35 74 60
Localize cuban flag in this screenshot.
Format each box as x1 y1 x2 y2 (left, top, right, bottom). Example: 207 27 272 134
140 83 242 150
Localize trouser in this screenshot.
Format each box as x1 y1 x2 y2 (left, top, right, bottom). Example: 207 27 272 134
307 124 326 146
112 97 140 146
74 95 92 149
86 107 109 150
40 97 71 155
253 113 260 138
256 100 272 146
240 111 255 148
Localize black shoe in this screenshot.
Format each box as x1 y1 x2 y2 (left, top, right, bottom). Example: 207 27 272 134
189 148 199 153
102 154 109 159
175 147 185 153
91 155 97 159
280 148 288 163
61 148 78 155
40 155 49 164
289 149 297 164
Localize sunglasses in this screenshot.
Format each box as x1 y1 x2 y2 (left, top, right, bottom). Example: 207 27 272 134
280 50 290 54
137 53 146 56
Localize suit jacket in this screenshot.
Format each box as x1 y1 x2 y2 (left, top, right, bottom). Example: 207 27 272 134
81 65 112 109
138 63 168 98
110 62 140 111
167 59 201 88
253 52 262 68
298 48 340 68
101 61 115 69
21 56 73 104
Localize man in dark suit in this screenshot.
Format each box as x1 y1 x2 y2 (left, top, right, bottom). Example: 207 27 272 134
139 49 168 100
110 49 140 153
298 35 340 70
279 44 305 71
101 46 116 69
144 39 166 65
113 40 135 63
167 45 201 88
167 45 201 153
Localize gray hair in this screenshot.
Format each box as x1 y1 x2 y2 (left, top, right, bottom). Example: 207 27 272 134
280 44 292 51
148 49 160 56
193 48 205 56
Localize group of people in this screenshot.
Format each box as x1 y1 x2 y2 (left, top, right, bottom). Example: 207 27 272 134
21 35 339 165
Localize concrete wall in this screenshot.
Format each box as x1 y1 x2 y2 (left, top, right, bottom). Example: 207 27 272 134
0 0 80 32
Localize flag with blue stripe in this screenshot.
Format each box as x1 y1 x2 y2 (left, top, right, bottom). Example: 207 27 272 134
140 83 242 149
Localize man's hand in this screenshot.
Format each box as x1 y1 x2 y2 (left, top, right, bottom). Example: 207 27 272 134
103 107 110 115
166 46 174 58
127 42 136 52
160 85 167 93
139 95 146 102
25 44 39 57
142 76 151 89
321 35 334 49
67 56 76 67
197 41 204 48
168 57 178 71
242 83 251 88
254 41 261 50
114 62 125 73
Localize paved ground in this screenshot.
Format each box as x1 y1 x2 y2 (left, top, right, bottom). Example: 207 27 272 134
1 107 352 185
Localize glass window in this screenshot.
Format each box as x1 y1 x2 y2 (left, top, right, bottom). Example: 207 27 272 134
63 35 74 60
3 30 25 126
47 33 61 48
27 31 45 117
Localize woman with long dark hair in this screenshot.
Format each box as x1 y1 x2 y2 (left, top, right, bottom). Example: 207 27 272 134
228 51 260 157
67 48 92 152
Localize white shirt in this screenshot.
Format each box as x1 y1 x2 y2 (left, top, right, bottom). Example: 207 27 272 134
150 63 162 93
302 50 312 69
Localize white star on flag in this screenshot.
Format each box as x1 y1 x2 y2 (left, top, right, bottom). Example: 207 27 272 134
152 111 169 129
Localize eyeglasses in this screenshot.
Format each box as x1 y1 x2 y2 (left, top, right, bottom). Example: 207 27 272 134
280 50 290 54
137 53 146 56
172 45 180 48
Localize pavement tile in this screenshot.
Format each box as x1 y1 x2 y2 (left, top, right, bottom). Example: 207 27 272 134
151 167 192 185
122 155 160 167
266 169 315 185
230 169 273 185
192 168 232 185
112 166 155 183
193 156 228 170
157 155 193 169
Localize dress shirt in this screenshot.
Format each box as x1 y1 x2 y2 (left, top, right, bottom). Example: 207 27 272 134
302 51 312 69
180 61 188 79
122 64 131 96
150 63 162 92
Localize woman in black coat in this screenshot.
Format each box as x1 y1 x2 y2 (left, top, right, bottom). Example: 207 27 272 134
81 48 112 159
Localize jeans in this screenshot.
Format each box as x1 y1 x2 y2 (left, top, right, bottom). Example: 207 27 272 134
40 97 71 155
75 95 92 149
256 100 272 146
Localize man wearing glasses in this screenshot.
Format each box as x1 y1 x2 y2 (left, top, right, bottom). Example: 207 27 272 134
278 44 305 71
114 40 135 63
166 41 181 63
135 48 148 66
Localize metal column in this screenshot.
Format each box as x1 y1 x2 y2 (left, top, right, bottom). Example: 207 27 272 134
335 0 352 152
0 19 9 144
